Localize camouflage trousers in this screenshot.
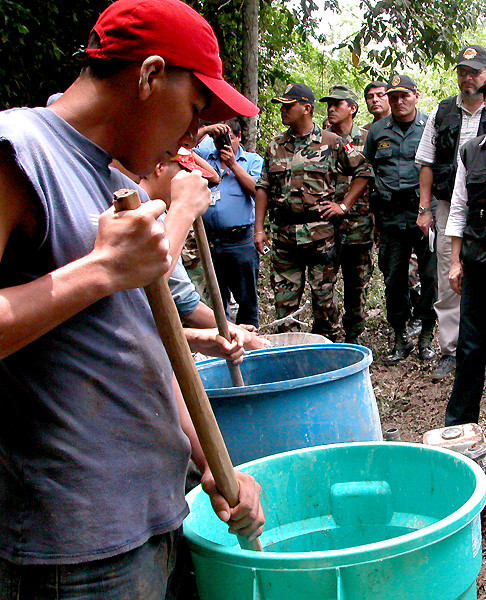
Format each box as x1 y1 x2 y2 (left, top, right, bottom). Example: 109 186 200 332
271 237 339 340
181 231 210 305
339 242 374 340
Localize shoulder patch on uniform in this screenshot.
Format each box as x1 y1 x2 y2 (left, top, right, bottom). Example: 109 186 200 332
377 140 391 149
344 142 354 154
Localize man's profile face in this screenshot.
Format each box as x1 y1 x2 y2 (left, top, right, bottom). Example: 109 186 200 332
365 86 390 119
327 99 356 126
388 90 418 122
280 101 308 128
136 69 209 176
457 66 486 97
229 129 241 153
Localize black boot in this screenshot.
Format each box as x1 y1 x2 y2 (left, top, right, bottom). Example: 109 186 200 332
418 323 436 361
384 329 414 365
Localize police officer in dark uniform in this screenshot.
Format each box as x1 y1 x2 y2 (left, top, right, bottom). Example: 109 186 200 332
364 75 437 364
444 80 486 423
416 45 486 381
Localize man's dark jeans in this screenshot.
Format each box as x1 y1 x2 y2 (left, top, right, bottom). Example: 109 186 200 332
0 531 180 600
209 227 260 327
446 261 486 425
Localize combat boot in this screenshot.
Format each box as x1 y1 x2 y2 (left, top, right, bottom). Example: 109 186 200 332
383 329 414 365
418 324 436 361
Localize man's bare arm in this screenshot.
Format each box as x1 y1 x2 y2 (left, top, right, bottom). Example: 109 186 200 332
254 188 270 253
417 165 434 234
0 152 171 359
449 235 463 295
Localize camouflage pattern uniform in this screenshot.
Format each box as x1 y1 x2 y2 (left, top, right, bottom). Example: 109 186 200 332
181 228 210 304
332 123 374 341
257 123 373 339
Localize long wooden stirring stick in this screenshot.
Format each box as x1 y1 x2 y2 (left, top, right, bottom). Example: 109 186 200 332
192 216 245 387
113 189 262 552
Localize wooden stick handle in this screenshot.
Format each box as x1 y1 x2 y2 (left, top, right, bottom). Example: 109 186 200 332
192 217 245 387
113 189 262 552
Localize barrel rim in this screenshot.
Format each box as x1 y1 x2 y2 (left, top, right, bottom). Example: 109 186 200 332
196 344 373 397
184 442 486 569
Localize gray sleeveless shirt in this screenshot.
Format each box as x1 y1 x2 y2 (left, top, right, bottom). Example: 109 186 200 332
0 108 191 565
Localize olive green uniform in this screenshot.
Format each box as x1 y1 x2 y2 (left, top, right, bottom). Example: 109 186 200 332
257 123 373 339
331 123 374 341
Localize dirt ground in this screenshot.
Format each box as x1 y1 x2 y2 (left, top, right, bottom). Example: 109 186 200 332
256 252 486 598
363 321 486 598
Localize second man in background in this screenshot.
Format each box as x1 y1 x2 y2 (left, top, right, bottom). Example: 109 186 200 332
321 85 374 344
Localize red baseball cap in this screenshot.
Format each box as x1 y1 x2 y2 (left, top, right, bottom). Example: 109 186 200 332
171 148 215 179
85 0 259 122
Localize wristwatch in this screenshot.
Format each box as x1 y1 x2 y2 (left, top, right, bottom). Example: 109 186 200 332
418 206 432 214
339 203 348 213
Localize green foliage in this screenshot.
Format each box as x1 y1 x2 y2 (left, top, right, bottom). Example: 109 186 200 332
0 0 109 109
346 0 486 78
185 0 327 149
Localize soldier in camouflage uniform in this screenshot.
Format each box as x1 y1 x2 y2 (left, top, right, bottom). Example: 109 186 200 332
321 85 374 344
255 83 374 339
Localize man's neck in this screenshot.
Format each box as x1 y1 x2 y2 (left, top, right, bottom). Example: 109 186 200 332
331 118 353 137
393 109 417 124
290 120 314 137
461 91 484 113
374 110 391 123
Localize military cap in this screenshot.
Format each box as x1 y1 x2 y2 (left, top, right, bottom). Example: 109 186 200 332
386 74 418 94
456 45 486 71
319 85 359 105
272 83 315 105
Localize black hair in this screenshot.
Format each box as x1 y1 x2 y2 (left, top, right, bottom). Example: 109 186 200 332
298 100 314 115
226 118 241 136
81 31 138 79
345 99 359 117
363 81 388 98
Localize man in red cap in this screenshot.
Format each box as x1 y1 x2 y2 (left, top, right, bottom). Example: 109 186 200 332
0 1 263 598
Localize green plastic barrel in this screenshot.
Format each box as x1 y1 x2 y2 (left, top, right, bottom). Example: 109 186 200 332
184 442 486 600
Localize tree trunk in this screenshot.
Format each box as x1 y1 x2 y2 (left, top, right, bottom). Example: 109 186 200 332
241 0 259 152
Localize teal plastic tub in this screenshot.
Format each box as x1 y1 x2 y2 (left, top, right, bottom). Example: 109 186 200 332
184 442 486 600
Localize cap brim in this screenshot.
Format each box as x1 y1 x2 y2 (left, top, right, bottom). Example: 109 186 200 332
172 158 214 179
195 73 259 122
386 86 413 94
319 95 342 102
456 60 486 71
271 97 298 104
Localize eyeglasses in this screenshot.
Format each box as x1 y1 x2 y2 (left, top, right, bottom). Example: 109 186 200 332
457 67 485 77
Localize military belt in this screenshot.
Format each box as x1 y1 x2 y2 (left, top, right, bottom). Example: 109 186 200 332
390 188 419 205
270 206 327 225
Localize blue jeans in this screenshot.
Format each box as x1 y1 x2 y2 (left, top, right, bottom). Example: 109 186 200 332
209 227 260 327
0 530 181 600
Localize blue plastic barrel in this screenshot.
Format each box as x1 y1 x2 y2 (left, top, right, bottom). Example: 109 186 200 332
184 442 486 600
197 344 382 465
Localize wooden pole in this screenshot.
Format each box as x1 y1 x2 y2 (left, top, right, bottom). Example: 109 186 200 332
112 189 262 552
192 216 245 387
